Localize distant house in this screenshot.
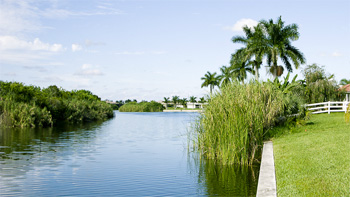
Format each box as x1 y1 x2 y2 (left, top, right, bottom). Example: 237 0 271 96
186 102 207 109
340 84 350 101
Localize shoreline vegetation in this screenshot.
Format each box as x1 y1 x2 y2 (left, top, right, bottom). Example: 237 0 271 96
119 101 164 112
193 81 307 166
194 16 347 168
0 81 114 128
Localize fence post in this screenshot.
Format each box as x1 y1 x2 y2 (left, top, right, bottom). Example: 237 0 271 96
328 101 330 114
344 101 346 113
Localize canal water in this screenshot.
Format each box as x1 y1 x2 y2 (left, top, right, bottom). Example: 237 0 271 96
0 112 259 196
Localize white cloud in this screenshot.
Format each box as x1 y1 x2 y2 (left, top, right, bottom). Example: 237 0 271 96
224 18 258 32
0 0 41 35
0 36 64 52
331 51 342 57
75 64 104 76
72 44 82 52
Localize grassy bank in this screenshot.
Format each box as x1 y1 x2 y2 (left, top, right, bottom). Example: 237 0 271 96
119 101 163 112
273 113 350 196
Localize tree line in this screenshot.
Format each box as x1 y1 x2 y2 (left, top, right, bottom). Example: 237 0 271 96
0 81 114 128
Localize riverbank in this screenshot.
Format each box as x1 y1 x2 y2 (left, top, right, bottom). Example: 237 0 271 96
272 113 349 196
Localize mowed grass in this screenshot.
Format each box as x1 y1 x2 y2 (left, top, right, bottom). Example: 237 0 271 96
273 113 350 196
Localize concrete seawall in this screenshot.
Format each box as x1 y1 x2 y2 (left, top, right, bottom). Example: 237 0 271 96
256 141 277 197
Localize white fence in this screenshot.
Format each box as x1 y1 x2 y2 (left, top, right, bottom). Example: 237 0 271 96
306 101 349 114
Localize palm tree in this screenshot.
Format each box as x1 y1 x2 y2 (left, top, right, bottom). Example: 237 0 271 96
201 71 221 94
340 78 350 85
259 16 306 79
219 65 233 87
172 95 179 109
199 97 206 103
180 98 188 108
232 25 266 80
163 97 170 109
230 53 254 84
189 96 197 103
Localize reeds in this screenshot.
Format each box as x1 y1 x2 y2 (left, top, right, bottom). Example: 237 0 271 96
194 81 294 165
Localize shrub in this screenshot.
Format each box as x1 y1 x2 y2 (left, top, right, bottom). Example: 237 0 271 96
119 101 164 112
0 81 114 127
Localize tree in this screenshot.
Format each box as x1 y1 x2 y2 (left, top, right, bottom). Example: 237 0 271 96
201 71 221 94
189 96 197 103
180 98 188 108
340 78 350 85
259 16 306 79
163 97 170 109
219 65 233 87
302 64 344 103
230 53 254 84
232 25 266 80
199 97 206 103
172 95 179 109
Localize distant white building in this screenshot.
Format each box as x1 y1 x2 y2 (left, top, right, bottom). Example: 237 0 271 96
186 102 207 109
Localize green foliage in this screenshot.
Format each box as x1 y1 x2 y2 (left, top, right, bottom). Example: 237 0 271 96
0 98 53 128
119 101 164 112
302 64 345 103
189 96 197 103
194 81 306 165
339 78 350 85
201 71 221 94
231 16 306 80
0 81 113 128
172 95 179 109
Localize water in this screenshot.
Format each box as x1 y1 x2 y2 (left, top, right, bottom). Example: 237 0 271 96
0 112 259 196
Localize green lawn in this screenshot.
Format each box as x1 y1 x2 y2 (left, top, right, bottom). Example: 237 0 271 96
272 113 350 196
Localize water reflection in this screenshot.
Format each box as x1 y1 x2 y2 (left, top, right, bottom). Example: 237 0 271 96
0 120 107 195
188 152 259 196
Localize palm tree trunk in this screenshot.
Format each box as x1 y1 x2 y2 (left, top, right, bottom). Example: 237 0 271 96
255 66 259 81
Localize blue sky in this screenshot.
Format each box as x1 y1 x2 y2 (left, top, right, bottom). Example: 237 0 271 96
0 0 349 101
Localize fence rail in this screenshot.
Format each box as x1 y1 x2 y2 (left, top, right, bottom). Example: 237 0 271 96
306 101 349 114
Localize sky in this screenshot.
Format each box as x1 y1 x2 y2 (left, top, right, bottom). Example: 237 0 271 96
0 0 349 101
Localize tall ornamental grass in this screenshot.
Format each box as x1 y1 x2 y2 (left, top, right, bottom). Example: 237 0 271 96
195 81 303 165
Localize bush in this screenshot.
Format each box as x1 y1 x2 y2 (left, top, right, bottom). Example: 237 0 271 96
194 81 306 165
0 81 114 127
119 101 164 112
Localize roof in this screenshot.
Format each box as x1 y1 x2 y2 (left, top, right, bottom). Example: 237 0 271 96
339 84 350 92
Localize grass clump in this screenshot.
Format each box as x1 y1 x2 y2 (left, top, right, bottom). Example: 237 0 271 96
194 81 305 165
273 113 350 196
119 101 164 112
